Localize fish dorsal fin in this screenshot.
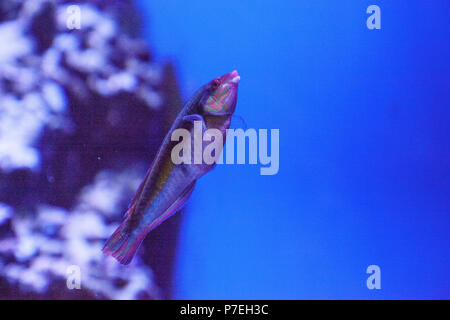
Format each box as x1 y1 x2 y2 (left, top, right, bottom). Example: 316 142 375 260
124 166 152 217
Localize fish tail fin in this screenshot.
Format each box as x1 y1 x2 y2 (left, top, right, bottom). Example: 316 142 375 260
102 218 142 265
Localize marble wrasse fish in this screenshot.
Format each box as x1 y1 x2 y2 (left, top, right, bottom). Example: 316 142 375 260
103 71 240 264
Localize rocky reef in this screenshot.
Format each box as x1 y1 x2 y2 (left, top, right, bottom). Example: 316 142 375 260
0 0 182 299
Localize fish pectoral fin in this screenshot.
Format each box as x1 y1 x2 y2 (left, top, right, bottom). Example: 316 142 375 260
183 114 206 131
146 180 197 233
230 114 248 130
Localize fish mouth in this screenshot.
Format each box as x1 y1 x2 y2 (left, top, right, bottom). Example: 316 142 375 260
221 70 240 85
204 70 240 115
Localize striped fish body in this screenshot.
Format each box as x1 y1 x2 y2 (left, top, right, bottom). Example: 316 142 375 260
103 71 239 264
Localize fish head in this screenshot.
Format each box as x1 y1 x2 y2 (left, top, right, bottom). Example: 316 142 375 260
202 70 240 115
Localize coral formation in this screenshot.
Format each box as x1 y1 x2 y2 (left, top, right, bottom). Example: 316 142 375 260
0 0 181 299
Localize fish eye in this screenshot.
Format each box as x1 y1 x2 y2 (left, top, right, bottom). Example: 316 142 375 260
211 79 221 89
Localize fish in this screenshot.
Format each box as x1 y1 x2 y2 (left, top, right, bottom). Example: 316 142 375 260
102 70 240 264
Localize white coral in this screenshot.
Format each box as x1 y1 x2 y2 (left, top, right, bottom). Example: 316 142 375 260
0 169 160 299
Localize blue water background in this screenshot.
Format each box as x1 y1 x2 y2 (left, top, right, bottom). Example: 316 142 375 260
138 0 449 299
